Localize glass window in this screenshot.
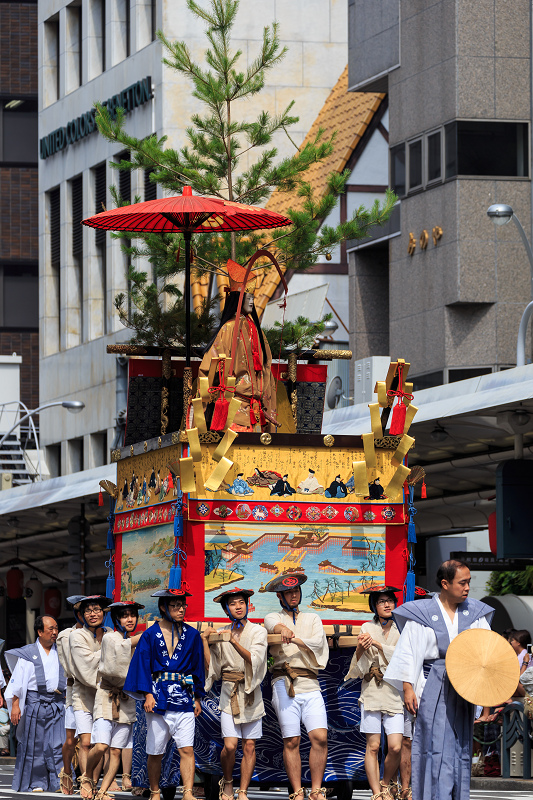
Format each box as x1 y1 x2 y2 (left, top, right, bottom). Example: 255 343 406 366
410 371 444 391
0 99 38 164
3 265 38 329
390 144 405 197
408 139 422 190
427 130 441 182
448 367 492 383
446 121 529 178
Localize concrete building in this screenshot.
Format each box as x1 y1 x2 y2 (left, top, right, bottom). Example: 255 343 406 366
38 0 348 477
347 0 533 390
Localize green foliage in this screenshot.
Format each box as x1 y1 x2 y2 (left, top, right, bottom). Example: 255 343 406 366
486 567 533 596
262 314 333 355
95 0 397 342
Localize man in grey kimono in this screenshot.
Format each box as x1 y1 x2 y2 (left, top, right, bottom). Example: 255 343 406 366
5 615 66 792
384 560 494 800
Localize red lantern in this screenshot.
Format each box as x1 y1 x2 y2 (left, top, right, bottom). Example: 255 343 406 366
44 587 61 617
6 567 24 599
488 511 497 555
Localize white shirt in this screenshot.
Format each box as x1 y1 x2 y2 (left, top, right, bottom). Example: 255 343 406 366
5 642 60 717
384 602 491 701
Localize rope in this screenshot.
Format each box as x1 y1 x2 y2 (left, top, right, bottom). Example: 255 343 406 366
275 297 288 394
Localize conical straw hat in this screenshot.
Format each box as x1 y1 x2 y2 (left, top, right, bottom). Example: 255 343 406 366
445 628 520 707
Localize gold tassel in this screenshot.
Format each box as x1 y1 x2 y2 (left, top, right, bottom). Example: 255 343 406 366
362 433 377 469
213 429 238 463
392 434 415 466
352 461 368 496
368 404 383 438
205 457 233 492
384 464 411 501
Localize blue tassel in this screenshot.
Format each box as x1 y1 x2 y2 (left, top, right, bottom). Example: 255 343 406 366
403 570 416 602
169 565 182 590
106 575 115 600
174 513 183 539
107 527 115 550
408 520 417 543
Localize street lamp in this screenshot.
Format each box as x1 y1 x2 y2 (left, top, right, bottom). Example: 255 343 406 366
487 203 533 366
0 400 85 450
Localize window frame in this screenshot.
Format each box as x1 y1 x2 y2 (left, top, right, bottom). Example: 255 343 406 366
426 128 443 186
445 119 530 181
407 136 424 194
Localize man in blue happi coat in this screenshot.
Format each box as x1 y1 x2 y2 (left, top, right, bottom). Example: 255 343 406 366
5 615 66 792
124 588 205 800
384 560 494 800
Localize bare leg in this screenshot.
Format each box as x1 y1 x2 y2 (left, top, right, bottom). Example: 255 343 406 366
364 734 381 797
122 748 133 790
147 754 163 794
178 747 195 792
78 733 91 782
60 730 77 795
86 742 109 786
382 733 402 790
308 728 327 800
220 737 237 798
99 748 122 796
400 736 412 797
282 736 302 794
238 739 256 794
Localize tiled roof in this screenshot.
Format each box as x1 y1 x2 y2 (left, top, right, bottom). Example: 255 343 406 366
256 67 384 314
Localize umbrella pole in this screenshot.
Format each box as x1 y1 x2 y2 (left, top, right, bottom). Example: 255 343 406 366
182 230 193 431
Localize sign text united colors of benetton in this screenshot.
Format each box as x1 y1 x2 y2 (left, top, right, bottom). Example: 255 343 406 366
39 76 152 160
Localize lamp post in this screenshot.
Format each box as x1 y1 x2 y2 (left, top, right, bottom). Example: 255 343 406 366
487 204 533 367
0 401 85 476
487 204 533 457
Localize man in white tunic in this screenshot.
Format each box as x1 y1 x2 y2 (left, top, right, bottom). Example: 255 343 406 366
69 594 112 797
5 615 65 792
344 586 406 800
264 572 329 800
202 587 267 800
57 595 85 794
83 600 144 800
384 560 494 800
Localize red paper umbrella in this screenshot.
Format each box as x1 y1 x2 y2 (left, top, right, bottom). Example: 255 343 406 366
82 186 291 364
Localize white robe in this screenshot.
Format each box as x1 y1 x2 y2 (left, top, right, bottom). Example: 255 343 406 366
5 643 59 717
384 597 491 701
264 609 329 694
205 621 267 723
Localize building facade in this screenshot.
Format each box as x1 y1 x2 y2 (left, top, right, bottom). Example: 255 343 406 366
38 0 347 476
0 0 40 415
348 0 533 389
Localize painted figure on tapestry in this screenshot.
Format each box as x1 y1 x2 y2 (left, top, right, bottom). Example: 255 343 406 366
325 475 348 499
297 469 324 495
194 259 277 433
270 474 296 496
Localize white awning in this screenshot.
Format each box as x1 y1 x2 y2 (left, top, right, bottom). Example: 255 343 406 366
322 363 533 435
0 463 115 516
261 283 329 328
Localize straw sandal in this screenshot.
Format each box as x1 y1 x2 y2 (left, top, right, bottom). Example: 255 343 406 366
78 775 96 800
289 790 305 800
59 769 74 796
379 783 394 800
218 778 233 800
237 790 249 800
94 790 114 800
309 788 327 800
122 773 132 791
149 791 161 800
399 790 412 799
182 791 195 800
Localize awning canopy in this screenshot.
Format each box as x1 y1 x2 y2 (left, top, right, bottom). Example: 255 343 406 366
323 364 533 535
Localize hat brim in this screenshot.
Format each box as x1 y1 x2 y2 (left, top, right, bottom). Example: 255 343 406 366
213 588 254 604
108 601 145 610
151 590 193 598
360 585 400 595
446 628 519 707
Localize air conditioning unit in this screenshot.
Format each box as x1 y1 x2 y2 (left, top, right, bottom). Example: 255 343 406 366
353 357 392 405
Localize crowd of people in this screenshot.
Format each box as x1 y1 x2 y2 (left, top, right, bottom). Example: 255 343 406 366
0 559 508 800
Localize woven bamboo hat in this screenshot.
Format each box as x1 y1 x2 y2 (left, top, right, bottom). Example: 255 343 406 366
445 628 520 707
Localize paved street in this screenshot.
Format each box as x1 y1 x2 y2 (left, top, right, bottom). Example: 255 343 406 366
0 766 531 800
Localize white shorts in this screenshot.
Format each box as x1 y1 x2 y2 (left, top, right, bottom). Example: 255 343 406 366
359 706 406 736
91 718 133 748
65 706 77 732
145 711 195 754
220 711 262 740
272 681 328 738
74 710 93 736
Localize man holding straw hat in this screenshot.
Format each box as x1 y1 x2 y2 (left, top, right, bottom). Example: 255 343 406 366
201 587 267 800
384 560 494 800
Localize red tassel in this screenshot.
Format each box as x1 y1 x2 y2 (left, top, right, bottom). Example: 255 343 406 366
168 472 173 489
211 395 229 431
98 489 104 506
421 480 427 499
389 401 407 435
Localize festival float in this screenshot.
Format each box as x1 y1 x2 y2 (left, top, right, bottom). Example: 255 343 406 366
83 188 424 797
